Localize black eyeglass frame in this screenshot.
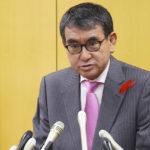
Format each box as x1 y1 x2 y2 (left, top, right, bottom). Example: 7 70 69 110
65 38 105 55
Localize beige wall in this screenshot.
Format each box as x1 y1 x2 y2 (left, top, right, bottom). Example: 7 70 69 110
0 0 56 149
0 0 150 149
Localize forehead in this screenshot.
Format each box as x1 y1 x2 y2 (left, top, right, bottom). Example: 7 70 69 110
64 25 105 43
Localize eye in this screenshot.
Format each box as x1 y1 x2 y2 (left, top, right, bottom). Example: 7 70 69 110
69 44 80 49
88 41 98 46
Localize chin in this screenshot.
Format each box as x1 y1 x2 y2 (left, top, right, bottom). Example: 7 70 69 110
81 73 98 80
78 68 100 80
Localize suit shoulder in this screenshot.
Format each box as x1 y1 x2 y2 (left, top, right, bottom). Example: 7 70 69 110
44 67 73 81
38 68 72 91
119 60 150 81
42 67 79 87
39 67 78 92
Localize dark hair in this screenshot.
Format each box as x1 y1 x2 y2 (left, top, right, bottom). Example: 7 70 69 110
60 2 114 42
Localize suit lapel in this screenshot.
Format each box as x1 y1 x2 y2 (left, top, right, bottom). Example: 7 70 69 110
93 56 126 150
60 57 127 150
61 68 82 150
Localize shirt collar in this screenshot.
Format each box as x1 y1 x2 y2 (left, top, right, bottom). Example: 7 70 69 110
80 59 110 83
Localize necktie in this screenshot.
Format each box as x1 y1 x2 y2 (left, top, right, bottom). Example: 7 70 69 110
84 81 100 150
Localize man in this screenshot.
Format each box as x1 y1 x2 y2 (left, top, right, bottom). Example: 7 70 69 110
33 2 150 150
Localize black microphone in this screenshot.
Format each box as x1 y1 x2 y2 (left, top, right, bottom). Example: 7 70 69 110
17 130 33 150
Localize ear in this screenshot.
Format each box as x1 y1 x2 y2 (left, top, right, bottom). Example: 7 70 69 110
62 40 66 46
109 32 117 53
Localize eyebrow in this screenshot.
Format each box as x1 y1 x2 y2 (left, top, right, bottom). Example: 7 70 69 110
66 39 79 44
66 36 100 44
87 37 99 42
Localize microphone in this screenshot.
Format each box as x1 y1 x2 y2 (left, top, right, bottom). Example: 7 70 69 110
99 130 124 150
23 138 36 150
17 130 33 150
9 146 17 150
102 138 113 150
77 111 88 150
41 121 64 150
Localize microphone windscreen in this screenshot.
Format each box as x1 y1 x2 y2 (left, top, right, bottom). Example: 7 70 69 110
49 121 64 142
9 146 17 150
23 138 36 150
51 121 64 135
41 121 64 150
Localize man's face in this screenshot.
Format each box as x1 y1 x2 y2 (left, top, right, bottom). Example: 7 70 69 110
64 24 116 80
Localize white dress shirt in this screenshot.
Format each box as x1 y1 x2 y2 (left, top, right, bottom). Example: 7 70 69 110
80 60 110 110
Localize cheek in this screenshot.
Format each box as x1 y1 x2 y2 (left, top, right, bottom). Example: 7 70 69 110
67 55 79 68
93 50 106 61
93 50 110 66
99 44 111 57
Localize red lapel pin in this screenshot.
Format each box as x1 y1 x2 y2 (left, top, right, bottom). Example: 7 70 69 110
119 80 135 94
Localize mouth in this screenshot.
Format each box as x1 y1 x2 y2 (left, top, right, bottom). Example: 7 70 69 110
80 64 94 71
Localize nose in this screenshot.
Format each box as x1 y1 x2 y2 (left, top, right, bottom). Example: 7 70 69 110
80 46 92 61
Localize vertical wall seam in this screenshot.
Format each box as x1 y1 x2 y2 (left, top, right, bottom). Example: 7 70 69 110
56 0 58 71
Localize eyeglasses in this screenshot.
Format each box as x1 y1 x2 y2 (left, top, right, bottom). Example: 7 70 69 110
65 39 105 55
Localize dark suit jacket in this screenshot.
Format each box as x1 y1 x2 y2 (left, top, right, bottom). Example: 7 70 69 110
33 56 150 150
